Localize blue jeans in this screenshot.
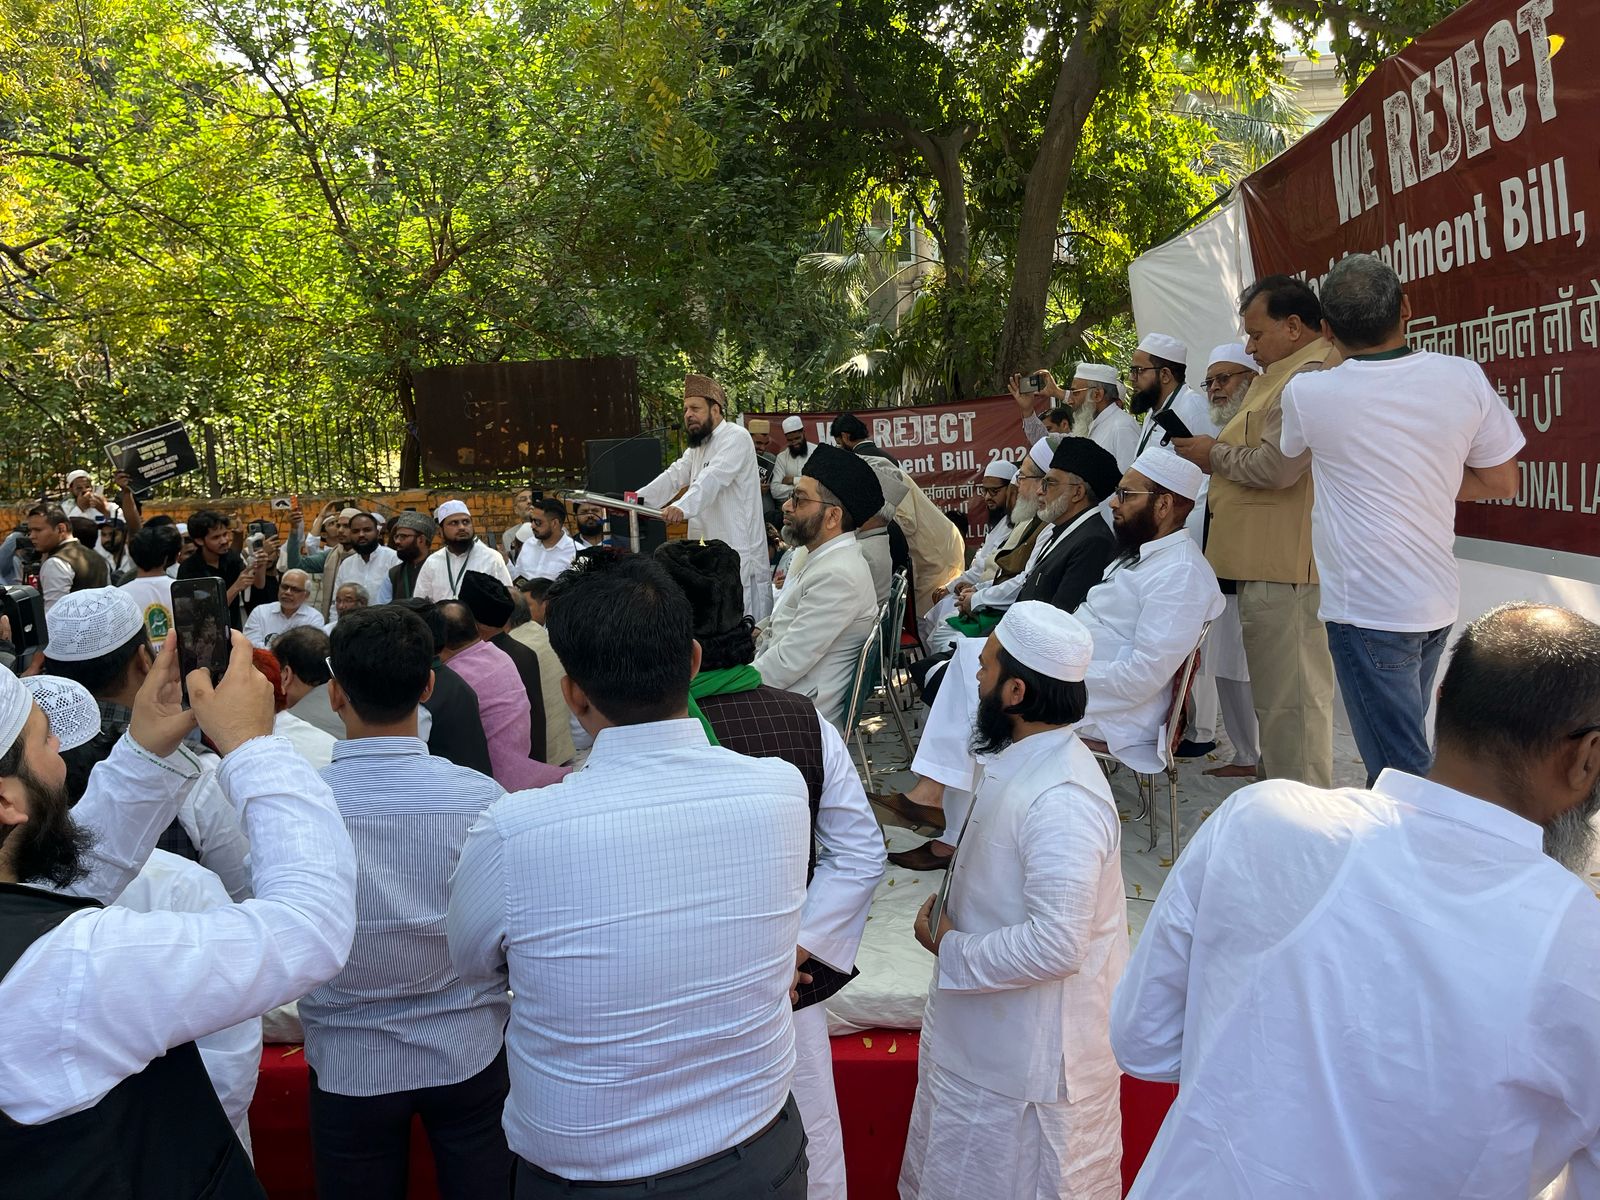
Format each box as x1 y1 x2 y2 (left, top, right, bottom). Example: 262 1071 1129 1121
1325 622 1451 787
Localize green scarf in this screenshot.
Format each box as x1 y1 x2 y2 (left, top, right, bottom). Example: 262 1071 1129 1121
685 664 764 747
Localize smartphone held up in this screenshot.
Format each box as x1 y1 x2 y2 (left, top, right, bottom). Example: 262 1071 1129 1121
170 577 231 705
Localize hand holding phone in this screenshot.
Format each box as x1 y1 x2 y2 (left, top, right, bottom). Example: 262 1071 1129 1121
171 577 232 707
1151 408 1193 444
187 628 275 756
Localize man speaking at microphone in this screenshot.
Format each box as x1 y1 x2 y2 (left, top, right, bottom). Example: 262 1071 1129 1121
637 374 771 621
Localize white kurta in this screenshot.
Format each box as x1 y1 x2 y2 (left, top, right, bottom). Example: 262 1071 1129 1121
332 544 400 605
1113 771 1600 1198
769 446 810 503
901 726 1127 1200
792 709 886 1200
243 602 327 649
753 536 878 728
637 419 770 620
414 539 514 602
914 530 1223 801
1088 405 1141 472
116 850 265 1152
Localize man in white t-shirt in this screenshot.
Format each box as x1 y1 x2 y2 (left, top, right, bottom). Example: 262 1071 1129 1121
120 524 183 650
511 497 577 582
1280 253 1523 784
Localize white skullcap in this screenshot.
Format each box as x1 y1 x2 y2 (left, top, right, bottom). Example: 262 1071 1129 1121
0 666 32 760
175 523 188 535
1207 342 1260 373
65 469 91 486
339 507 363 521
1027 436 1057 473
994 601 1093 682
982 459 1018 483
22 676 100 752
781 416 804 434
1073 363 1119 387
1131 446 1204 501
1137 332 1188 365
865 457 910 518
434 499 470 522
44 588 145 662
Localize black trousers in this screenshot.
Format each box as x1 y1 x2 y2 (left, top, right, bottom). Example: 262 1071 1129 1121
514 1095 807 1199
309 1049 513 1200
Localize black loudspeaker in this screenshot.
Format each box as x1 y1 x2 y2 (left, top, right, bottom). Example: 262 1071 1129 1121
585 436 666 555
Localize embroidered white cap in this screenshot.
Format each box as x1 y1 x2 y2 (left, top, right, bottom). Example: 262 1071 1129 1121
982 459 1018 483
434 500 470 523
994 600 1093 682
22 676 101 752
782 416 805 434
42 588 145 662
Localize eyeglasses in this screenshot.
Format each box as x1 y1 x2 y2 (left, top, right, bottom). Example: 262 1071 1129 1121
1113 487 1158 503
280 584 308 596
1040 475 1073 492
1017 470 1045 483
1127 365 1162 378
324 655 336 682
978 484 1008 499
787 493 838 511
1202 369 1251 391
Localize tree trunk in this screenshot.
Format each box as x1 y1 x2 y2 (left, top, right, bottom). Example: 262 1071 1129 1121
396 369 422 488
993 31 1107 387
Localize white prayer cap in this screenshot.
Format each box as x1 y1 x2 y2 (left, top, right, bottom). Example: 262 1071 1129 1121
175 523 188 536
981 459 1018 483
44 588 145 662
781 416 805 434
339 507 363 521
1027 435 1057 474
994 601 1093 682
1207 342 1260 373
1131 447 1204 501
65 469 91 486
22 676 100 752
1073 363 1119 387
0 667 32 760
1137 332 1188 365
434 499 470 523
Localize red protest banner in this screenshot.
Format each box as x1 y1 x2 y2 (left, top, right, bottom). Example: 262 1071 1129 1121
744 396 1033 540
1239 0 1600 560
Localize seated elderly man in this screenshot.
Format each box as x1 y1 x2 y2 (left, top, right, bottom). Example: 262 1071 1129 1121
882 448 1225 869
923 459 1020 632
754 444 882 728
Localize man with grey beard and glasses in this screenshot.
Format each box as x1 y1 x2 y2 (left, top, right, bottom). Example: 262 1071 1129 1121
1113 602 1600 1199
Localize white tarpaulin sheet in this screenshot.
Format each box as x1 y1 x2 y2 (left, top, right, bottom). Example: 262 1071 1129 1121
1128 193 1255 369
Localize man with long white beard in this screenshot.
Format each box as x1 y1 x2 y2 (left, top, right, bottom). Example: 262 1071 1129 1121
639 373 771 621
1114 604 1600 1198
924 459 1020 635
1011 366 1139 472
902 602 1128 1200
1180 345 1262 779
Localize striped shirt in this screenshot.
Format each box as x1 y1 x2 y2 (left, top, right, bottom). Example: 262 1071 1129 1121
299 736 508 1096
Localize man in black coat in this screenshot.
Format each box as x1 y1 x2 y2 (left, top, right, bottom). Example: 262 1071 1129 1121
1014 437 1123 613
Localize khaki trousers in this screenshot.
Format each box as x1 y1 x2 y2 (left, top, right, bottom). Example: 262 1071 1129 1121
1237 581 1334 787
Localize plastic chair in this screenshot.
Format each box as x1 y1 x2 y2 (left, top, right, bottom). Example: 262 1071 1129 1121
1084 620 1212 863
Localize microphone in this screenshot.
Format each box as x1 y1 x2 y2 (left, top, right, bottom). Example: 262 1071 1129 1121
583 425 675 497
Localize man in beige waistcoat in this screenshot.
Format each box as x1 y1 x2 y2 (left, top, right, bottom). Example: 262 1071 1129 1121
1172 275 1336 786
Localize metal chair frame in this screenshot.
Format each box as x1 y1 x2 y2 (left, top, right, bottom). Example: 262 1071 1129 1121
841 602 889 790
875 571 916 758
1087 620 1213 863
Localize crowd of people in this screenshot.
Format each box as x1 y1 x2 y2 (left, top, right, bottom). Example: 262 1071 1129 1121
2 250 1598 1200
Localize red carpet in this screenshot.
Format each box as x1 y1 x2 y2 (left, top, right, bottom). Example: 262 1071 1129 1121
251 1033 1176 1198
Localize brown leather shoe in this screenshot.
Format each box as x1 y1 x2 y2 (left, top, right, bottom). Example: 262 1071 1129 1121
869 791 946 830
887 841 956 871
